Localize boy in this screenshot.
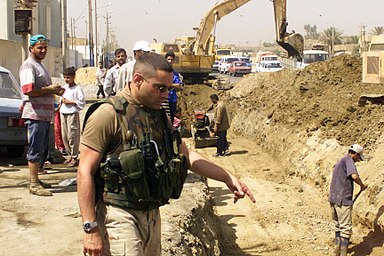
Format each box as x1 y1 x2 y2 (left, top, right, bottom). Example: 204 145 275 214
60 67 85 167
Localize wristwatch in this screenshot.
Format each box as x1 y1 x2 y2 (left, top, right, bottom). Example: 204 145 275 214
83 221 98 233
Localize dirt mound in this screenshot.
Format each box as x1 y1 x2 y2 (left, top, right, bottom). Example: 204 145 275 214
228 55 384 151
75 67 97 85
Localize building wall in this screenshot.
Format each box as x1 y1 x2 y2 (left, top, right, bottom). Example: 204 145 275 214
3 0 61 48
0 39 63 81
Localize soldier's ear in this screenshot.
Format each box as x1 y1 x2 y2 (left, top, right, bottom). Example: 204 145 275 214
132 73 143 86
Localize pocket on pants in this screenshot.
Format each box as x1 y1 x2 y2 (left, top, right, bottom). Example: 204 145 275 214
108 240 126 256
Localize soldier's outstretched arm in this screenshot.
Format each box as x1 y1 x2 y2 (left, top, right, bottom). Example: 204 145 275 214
77 144 104 255
180 142 256 204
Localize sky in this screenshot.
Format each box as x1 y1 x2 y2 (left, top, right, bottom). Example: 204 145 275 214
67 0 384 54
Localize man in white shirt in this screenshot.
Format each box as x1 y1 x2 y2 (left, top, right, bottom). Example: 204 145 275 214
116 40 151 91
103 48 127 96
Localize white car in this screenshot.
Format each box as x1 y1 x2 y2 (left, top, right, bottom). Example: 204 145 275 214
212 60 220 72
256 61 283 73
218 56 240 74
0 66 27 156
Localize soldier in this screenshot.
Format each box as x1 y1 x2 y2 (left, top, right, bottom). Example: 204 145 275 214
77 52 255 256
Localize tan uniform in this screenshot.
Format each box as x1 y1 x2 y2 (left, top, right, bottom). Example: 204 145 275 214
81 87 172 256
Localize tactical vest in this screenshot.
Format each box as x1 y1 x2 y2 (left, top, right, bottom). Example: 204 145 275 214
83 96 188 211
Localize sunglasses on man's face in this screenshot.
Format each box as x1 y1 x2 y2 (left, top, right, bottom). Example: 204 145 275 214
140 75 170 92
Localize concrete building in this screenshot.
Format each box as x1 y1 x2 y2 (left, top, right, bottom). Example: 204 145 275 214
0 0 62 47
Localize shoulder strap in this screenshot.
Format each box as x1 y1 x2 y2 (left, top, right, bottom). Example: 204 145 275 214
161 108 175 158
82 96 128 133
82 100 108 131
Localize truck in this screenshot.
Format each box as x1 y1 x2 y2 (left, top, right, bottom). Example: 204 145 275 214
151 0 304 84
362 35 384 84
280 49 329 69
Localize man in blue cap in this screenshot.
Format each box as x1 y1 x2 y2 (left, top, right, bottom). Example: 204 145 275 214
19 34 65 196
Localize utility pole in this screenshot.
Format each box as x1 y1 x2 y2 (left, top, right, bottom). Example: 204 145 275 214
94 0 98 65
105 13 111 67
71 18 74 50
85 20 88 64
331 28 334 57
88 0 94 66
61 0 68 68
361 23 367 53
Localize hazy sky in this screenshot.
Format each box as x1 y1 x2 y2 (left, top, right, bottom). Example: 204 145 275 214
68 0 383 54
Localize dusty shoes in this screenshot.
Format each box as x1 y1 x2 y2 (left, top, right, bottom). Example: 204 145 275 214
30 183 52 196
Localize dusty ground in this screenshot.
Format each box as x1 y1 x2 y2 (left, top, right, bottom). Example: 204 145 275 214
1 55 384 255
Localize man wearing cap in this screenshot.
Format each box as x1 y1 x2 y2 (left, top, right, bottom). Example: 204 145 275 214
329 144 368 256
19 34 65 196
104 48 127 97
116 40 151 91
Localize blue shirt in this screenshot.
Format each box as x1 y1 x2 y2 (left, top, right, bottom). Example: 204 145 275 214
168 71 182 103
329 154 358 206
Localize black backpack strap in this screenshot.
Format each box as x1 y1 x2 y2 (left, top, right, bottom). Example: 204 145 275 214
82 100 108 131
161 108 176 158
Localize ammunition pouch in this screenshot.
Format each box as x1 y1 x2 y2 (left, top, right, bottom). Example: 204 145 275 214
100 148 188 210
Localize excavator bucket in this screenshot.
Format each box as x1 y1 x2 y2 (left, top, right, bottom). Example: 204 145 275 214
277 32 304 62
273 0 304 61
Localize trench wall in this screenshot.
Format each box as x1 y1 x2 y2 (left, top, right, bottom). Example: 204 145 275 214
227 96 384 234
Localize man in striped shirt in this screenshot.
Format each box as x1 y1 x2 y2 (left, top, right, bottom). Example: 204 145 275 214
19 34 65 196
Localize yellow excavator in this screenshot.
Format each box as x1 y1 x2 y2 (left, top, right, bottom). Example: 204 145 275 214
151 0 303 84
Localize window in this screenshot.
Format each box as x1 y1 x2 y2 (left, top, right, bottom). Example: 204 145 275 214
304 53 328 64
0 72 20 99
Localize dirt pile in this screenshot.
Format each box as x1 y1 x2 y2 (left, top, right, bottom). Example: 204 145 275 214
75 67 97 85
228 55 384 149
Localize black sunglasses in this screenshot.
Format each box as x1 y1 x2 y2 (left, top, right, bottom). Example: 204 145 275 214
140 75 170 92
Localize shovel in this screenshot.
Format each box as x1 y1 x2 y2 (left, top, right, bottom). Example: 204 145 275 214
58 177 77 187
353 189 363 204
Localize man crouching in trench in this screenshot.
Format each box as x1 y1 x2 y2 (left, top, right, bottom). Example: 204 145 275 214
77 52 256 256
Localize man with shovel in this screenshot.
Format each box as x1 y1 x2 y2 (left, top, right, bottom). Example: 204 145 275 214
329 144 368 256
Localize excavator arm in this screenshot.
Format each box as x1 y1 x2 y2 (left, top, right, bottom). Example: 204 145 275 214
190 0 303 61
191 0 251 55
273 0 304 61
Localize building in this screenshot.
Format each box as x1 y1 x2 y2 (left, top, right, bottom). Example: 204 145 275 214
0 0 62 47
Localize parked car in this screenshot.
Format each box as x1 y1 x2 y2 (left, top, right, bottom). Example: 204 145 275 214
0 66 27 156
218 56 240 74
212 60 220 72
256 61 283 73
238 56 252 68
228 61 252 76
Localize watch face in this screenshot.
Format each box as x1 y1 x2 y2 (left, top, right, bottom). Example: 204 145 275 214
84 223 91 231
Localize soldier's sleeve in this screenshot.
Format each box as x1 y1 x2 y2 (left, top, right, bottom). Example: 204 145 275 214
81 103 120 155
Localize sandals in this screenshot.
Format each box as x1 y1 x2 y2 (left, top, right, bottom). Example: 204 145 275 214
38 168 48 174
67 159 79 167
